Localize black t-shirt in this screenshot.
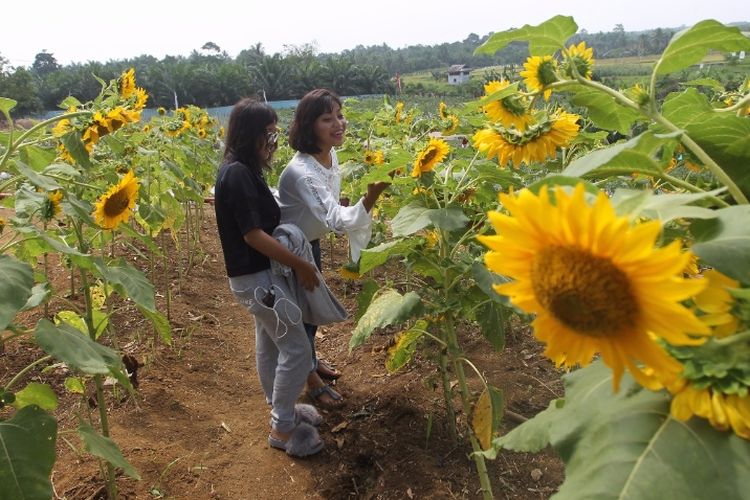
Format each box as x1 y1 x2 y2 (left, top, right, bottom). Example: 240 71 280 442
214 161 280 277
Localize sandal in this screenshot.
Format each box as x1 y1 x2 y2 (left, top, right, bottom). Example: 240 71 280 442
316 359 341 381
308 384 343 408
268 422 324 457
295 403 323 427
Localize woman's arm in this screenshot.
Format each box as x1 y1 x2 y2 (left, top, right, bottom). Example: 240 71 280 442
243 228 319 290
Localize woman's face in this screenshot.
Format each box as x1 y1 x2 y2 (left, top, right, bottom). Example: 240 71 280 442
261 122 279 162
312 102 346 150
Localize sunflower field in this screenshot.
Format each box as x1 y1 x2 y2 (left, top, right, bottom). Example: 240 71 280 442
2 14 750 500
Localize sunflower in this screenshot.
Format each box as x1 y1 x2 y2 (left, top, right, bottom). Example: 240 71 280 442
411 138 450 177
92 171 139 230
133 87 149 111
438 101 448 119
42 190 63 221
51 118 71 137
364 150 385 166
442 114 459 135
520 55 558 100
563 41 594 79
198 128 207 139
694 269 740 337
482 80 532 130
0 217 5 234
120 68 136 98
473 112 580 168
669 379 750 439
478 184 710 390
395 102 404 123
157 107 167 115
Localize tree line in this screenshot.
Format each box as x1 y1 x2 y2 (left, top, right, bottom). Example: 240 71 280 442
2 23 746 117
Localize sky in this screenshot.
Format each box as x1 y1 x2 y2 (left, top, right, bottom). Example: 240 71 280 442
2 0 747 68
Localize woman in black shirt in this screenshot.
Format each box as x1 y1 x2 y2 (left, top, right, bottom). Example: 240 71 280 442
215 98 324 457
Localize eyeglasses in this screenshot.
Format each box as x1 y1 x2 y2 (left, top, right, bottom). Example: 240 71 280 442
266 130 279 151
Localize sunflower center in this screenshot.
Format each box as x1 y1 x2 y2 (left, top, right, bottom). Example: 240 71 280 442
531 246 639 336
420 148 438 165
103 189 131 217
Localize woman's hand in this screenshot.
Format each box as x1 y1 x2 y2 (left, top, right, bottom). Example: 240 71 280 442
294 260 320 291
363 181 390 212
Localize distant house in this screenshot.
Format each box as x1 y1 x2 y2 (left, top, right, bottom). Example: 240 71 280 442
447 64 471 85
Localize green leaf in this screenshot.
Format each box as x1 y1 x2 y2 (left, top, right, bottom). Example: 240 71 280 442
138 306 172 345
526 175 601 196
355 279 380 322
391 202 468 237
563 131 680 178
471 262 510 304
64 377 86 394
474 15 577 56
34 319 131 389
661 89 750 198
94 257 156 311
0 255 34 331
359 239 414 274
60 131 92 169
655 20 750 74
77 422 140 479
692 205 750 284
488 361 750 500
21 283 51 312
471 385 504 450
349 289 421 351
0 97 18 114
477 301 506 351
11 382 58 411
19 145 56 171
566 83 641 134
612 187 724 222
0 405 57 500
385 319 427 373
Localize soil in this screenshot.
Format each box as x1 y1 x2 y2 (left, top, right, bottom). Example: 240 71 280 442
0 205 564 500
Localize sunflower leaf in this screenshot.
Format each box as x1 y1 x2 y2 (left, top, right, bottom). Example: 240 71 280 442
0 255 34 331
655 20 750 75
691 205 750 284
471 385 504 450
564 83 641 134
77 421 140 480
563 131 680 178
0 405 57 500
391 202 468 236
485 360 750 499
349 289 421 351
359 239 416 274
0 97 17 115
660 88 750 199
385 320 427 373
474 15 578 56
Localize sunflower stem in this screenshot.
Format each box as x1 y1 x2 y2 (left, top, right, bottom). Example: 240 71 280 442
714 330 750 345
444 319 494 499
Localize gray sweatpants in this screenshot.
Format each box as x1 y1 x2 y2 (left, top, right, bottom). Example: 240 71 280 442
229 270 311 433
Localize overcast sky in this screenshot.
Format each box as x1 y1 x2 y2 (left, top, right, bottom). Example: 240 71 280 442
3 0 746 68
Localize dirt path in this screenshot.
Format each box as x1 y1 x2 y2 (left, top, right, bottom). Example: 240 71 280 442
5 208 564 499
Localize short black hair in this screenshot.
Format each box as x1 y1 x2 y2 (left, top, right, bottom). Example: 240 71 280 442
223 98 278 172
288 89 342 154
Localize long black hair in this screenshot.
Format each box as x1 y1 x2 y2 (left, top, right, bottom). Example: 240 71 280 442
223 98 278 173
288 89 342 154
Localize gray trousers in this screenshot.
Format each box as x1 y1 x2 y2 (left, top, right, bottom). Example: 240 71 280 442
229 270 311 433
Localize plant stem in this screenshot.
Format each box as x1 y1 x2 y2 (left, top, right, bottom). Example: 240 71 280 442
444 320 493 499
3 355 53 391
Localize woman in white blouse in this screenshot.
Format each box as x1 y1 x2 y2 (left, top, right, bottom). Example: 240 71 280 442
277 89 389 408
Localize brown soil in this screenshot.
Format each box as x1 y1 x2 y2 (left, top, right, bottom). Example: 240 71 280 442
1 206 564 500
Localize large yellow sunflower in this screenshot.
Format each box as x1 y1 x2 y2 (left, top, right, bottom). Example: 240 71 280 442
670 379 750 439
694 269 740 337
520 55 558 100
93 171 139 230
478 184 710 390
120 68 136 99
473 112 580 168
482 80 532 130
563 41 594 79
411 138 450 177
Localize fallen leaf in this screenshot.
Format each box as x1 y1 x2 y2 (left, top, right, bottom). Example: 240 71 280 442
220 421 231 433
331 421 348 433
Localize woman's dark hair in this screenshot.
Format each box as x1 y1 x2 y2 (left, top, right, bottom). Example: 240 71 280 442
288 89 342 154
223 98 278 172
